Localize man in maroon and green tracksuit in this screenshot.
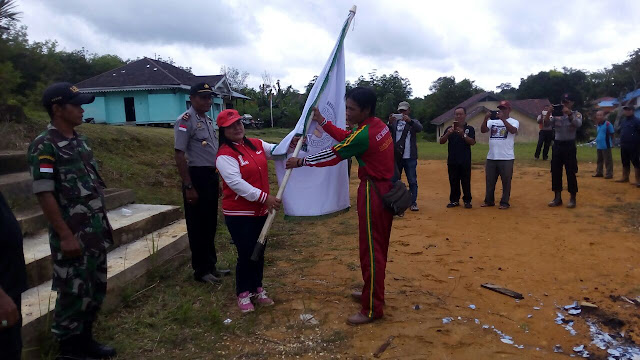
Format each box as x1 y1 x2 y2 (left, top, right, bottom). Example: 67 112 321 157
287 87 394 325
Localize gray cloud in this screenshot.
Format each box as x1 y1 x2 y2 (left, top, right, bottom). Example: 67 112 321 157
16 0 640 97
31 0 256 48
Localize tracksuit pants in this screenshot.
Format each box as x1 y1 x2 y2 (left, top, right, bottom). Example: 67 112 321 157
184 166 219 279
551 141 578 193
357 179 393 319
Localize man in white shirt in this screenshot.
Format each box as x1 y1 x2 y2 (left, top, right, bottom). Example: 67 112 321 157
480 100 519 209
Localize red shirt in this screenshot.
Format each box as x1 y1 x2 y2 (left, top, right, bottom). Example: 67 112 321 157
303 117 394 181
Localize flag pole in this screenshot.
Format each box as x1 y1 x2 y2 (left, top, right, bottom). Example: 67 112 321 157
251 5 357 261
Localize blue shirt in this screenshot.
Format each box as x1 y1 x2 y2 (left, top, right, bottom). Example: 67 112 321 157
595 121 614 149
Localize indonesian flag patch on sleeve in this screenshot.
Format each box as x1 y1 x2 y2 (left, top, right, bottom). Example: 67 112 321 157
39 163 54 173
179 124 188 132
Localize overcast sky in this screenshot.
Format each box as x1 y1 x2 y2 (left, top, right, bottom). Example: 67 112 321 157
18 0 640 97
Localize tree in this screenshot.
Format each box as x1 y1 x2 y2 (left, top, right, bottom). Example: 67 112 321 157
354 70 412 118
221 66 249 91
90 54 126 74
0 0 19 30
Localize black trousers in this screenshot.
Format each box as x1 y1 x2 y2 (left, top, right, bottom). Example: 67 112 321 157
620 145 640 169
183 166 219 279
551 141 578 193
225 215 268 296
535 130 553 159
0 295 22 360
448 162 472 204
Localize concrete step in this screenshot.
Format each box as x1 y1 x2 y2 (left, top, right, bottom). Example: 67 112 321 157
15 188 136 236
21 219 189 352
0 171 32 207
0 150 28 175
23 204 182 288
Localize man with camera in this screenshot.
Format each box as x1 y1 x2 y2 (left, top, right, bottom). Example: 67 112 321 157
544 93 583 208
615 104 640 187
388 101 423 212
481 101 519 210
535 105 553 160
440 107 476 208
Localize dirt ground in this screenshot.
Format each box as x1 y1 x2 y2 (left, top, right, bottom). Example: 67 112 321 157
220 160 640 359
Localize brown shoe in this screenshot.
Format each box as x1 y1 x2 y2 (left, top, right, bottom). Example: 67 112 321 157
347 312 375 325
351 291 362 301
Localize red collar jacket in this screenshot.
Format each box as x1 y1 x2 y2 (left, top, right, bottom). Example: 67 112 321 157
216 138 276 216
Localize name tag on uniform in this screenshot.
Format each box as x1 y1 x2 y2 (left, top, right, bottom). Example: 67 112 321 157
179 124 188 132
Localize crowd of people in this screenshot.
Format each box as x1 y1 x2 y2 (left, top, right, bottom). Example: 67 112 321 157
439 95 640 211
1 81 639 359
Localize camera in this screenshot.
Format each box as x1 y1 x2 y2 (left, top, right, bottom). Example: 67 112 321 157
489 110 499 120
552 104 564 117
392 114 403 121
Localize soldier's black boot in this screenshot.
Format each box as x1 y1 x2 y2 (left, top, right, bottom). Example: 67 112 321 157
57 335 88 360
82 322 117 359
567 193 577 208
548 191 562 207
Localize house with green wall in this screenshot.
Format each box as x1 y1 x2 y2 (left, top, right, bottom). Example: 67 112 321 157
75 57 249 126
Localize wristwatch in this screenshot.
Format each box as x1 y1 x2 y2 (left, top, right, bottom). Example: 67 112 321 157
182 182 193 190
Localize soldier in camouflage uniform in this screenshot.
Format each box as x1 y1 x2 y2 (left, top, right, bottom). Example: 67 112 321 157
28 83 116 359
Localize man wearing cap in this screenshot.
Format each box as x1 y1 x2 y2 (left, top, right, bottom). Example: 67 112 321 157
174 82 230 285
615 104 640 187
28 82 116 358
481 100 519 209
544 93 583 207
388 101 423 211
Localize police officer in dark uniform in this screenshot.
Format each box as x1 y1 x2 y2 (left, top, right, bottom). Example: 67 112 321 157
174 83 230 284
544 93 583 208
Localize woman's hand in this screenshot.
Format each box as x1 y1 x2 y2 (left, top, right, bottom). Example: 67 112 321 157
265 195 281 211
286 157 303 169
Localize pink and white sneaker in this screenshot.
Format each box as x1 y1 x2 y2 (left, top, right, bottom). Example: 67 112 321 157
237 291 255 313
254 287 274 306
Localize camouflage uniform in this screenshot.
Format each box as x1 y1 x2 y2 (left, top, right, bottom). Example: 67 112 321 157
28 124 112 340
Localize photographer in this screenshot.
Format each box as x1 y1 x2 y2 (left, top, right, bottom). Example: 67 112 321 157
480 101 519 210
440 106 476 208
535 105 553 160
388 101 423 212
544 93 583 208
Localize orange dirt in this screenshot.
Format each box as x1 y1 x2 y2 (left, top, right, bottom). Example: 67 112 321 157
229 160 640 359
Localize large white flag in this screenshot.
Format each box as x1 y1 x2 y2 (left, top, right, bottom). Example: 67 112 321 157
271 9 355 217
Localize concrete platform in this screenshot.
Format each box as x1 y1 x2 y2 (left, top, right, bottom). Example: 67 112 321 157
0 150 28 175
23 204 182 287
21 220 189 351
0 171 32 205
15 188 136 236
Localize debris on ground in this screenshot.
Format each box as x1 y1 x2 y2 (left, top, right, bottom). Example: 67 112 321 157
373 336 395 358
223 319 232 325
442 317 453 324
299 314 319 325
481 283 524 299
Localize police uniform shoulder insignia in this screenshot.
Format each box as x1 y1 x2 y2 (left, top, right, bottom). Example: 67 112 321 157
204 83 210 89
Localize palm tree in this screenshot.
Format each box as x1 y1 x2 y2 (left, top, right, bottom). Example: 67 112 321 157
0 0 20 31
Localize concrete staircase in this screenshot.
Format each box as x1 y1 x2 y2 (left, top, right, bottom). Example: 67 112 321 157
0 151 189 356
